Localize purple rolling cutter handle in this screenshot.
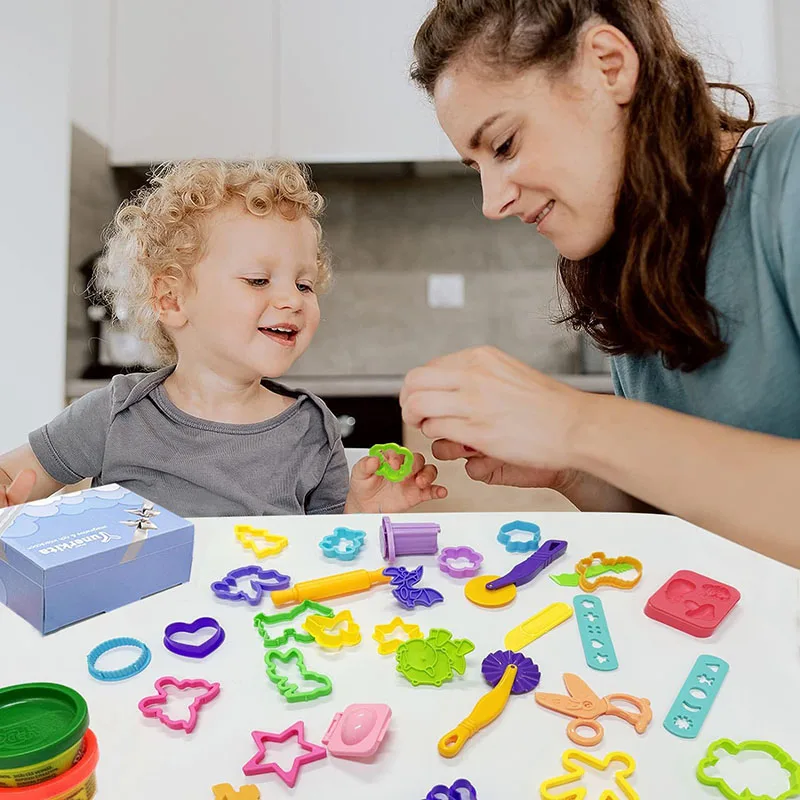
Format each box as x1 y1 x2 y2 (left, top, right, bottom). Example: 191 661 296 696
485 539 568 591
380 516 441 562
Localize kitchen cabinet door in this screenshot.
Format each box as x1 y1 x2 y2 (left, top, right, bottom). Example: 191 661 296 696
110 0 277 165
277 0 457 162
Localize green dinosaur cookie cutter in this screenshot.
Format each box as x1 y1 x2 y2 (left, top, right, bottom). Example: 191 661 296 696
369 442 414 482
550 563 635 587
697 738 800 800
253 600 335 648
264 647 333 703
396 628 475 687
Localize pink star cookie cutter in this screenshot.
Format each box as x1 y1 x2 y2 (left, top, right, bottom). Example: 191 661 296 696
242 721 327 788
137 676 220 734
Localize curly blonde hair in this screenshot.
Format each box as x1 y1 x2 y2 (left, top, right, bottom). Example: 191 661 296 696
96 159 332 366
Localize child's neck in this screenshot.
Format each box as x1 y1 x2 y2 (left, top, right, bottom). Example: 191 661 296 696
163 362 294 425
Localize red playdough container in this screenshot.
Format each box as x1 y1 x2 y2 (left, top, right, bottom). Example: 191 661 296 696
0 728 99 799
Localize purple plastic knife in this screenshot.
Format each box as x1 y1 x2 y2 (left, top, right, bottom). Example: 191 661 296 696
486 539 568 591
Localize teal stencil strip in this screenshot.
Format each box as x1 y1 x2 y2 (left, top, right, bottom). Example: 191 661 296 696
664 654 729 739
573 594 618 672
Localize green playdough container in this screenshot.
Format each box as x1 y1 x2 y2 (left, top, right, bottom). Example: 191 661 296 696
0 683 89 788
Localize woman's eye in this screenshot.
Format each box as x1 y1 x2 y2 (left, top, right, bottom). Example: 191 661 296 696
494 136 514 159
245 278 269 287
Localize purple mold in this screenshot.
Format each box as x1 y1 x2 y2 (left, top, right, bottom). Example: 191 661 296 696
438 546 484 578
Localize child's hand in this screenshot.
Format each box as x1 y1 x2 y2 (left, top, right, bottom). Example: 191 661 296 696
0 469 36 508
344 452 447 514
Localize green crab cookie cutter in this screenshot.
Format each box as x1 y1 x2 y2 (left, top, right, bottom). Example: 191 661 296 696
369 442 414 482
697 738 800 800
264 647 333 703
253 600 335 648
396 628 475 687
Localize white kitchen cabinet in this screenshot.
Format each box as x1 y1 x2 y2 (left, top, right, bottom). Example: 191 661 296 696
276 0 456 162
110 0 277 164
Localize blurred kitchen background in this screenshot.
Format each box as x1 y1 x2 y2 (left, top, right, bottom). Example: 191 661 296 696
2 1 798 510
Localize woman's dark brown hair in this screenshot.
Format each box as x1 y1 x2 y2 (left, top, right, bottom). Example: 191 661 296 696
412 0 758 371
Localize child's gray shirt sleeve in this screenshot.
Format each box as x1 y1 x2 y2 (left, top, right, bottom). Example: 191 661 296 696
28 384 114 484
305 436 349 515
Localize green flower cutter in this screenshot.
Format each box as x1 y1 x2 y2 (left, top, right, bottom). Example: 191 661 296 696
369 443 414 482
697 738 800 800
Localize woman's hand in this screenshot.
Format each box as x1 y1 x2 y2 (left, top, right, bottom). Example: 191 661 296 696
400 346 587 472
344 451 447 514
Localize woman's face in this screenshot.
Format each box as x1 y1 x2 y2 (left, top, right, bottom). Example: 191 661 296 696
433 27 636 261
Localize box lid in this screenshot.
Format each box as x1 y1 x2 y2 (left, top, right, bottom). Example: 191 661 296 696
0 485 194 586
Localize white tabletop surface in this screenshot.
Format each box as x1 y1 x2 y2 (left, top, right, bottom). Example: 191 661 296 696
2 511 799 799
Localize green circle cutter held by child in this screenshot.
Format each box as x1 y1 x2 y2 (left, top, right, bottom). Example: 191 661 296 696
0 683 89 788
369 443 414 482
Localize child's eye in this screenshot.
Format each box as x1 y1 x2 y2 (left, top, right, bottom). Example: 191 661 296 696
494 135 515 160
297 283 315 293
245 278 269 287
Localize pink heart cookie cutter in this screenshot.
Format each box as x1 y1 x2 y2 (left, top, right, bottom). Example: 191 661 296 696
138 676 220 733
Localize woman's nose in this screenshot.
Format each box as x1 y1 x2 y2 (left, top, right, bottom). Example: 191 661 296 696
481 170 518 220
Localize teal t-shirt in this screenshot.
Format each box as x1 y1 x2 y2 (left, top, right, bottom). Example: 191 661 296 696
611 116 800 439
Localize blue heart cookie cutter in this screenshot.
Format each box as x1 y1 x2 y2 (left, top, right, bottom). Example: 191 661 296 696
211 565 291 606
319 527 366 561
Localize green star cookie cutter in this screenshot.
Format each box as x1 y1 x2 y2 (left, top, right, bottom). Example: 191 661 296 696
369 442 414 482
396 628 475 687
253 600 335 648
264 647 333 703
697 738 800 800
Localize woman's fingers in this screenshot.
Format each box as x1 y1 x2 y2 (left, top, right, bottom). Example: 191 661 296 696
431 439 476 461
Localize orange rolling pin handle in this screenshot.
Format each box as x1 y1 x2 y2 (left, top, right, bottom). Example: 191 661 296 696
271 568 391 606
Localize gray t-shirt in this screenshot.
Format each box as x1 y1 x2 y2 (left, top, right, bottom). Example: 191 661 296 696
29 367 350 518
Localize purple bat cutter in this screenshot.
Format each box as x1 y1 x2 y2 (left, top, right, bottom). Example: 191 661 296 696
383 565 444 610
485 539 568 591
426 779 479 800
163 616 226 659
211 565 291 606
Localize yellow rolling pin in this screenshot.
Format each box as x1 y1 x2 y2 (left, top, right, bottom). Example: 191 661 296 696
438 650 541 758
270 567 391 606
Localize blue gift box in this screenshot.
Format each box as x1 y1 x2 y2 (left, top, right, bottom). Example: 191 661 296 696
0 484 194 633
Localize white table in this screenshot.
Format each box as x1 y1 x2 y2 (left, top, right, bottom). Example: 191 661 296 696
2 512 799 799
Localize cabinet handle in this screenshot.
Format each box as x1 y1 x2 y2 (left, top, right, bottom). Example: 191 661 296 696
337 414 356 438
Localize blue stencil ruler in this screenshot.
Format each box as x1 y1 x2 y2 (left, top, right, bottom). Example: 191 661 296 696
573 594 618 671
664 654 729 739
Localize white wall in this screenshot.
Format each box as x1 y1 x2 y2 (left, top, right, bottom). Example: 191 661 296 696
0 3 71 452
70 0 111 144
774 0 800 110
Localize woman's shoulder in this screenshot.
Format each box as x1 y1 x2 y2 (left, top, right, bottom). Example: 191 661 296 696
741 115 800 181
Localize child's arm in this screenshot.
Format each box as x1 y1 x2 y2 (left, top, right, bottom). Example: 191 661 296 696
0 444 65 506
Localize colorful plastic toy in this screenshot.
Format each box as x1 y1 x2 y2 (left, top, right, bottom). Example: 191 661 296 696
573 595 618 671
270 567 391 606
87 637 151 682
322 703 392 758
380 516 440 561
369 442 414 482
438 546 484 578
438 650 540 758
496 520 541 553
253 600 334 648
550 563 635 587
486 539 568 590
384 565 444 610
504 602 573 651
372 617 423 655
535 673 652 747
137 676 220 734
264 648 332 703
696 738 800 800
574 552 642 592
302 610 361 649
212 784 261 800
540 749 639 800
242 722 327 788
426 779 479 800
664 655 729 739
163 617 225 659
464 574 517 608
211 565 291 605
234 524 288 559
645 570 741 637
396 629 475 687
319 527 366 561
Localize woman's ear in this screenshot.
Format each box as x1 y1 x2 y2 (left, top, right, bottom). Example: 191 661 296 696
153 273 188 330
584 24 639 106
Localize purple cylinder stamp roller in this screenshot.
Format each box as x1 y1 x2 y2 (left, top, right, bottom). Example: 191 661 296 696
380 516 440 562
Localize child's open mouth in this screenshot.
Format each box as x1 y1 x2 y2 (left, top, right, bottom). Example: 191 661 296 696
259 326 299 346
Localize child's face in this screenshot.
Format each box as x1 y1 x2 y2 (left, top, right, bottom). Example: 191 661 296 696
175 204 322 379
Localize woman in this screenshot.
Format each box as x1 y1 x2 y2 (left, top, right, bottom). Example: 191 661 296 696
400 0 800 567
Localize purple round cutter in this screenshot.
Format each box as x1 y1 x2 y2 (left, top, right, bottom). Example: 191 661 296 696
438 546 484 578
481 650 541 694
163 616 226 659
